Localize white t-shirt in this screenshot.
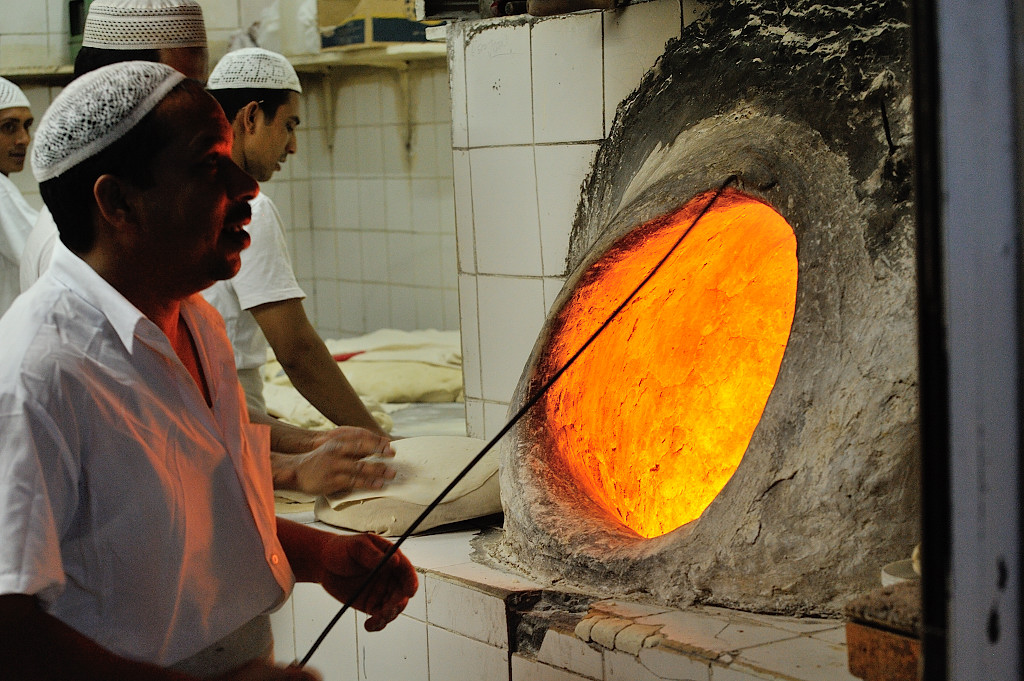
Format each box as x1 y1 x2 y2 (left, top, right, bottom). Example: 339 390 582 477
0 242 294 668
203 192 305 381
19 203 56 293
0 172 37 314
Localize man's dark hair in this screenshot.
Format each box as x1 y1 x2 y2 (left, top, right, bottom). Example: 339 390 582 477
39 79 208 253
74 46 161 79
208 88 292 124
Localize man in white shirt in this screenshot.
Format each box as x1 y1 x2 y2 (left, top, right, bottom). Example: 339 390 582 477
19 0 209 292
0 77 36 316
0 61 416 680
18 0 394 499
203 49 389 444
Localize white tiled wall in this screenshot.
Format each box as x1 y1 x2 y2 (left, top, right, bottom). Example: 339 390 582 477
0 0 459 338
263 65 459 337
449 0 689 439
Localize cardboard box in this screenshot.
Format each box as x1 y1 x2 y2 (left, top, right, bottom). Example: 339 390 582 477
318 0 361 27
319 0 436 50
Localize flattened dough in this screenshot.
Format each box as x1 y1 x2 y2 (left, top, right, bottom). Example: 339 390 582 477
314 435 500 536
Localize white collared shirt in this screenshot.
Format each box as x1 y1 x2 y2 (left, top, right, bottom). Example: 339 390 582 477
0 241 294 667
0 172 37 314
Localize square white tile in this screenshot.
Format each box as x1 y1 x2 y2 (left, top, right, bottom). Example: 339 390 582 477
606 649 710 681
732 636 855 681
352 75 384 126
411 178 443 234
603 0 682 134
636 609 793 656
413 233 444 287
387 232 419 286
360 231 389 282
385 177 414 232
531 13 604 144
312 179 336 229
476 275 546 402
452 149 476 274
465 398 486 438
337 281 366 334
410 123 440 179
333 179 362 230
410 68 438 125
379 73 404 126
357 178 387 231
388 284 418 329
444 288 461 330
535 143 599 276
427 625 510 681
425 574 509 647
356 126 386 176
5 0 48 34
332 126 361 177
465 20 534 147
543 277 567 315
513 654 597 681
357 612 429 681
469 146 543 277
269 598 296 665
362 283 391 330
291 582 360 681
449 23 471 149
537 627 604 679
483 401 512 442
400 529 479 570
458 273 483 399
414 286 447 330
382 124 412 177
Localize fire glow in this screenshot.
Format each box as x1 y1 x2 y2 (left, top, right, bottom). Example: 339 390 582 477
538 189 798 538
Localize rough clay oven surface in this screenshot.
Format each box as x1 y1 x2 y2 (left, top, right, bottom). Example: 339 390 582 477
493 0 920 616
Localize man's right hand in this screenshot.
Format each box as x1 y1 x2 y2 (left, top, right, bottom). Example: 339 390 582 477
271 427 396 496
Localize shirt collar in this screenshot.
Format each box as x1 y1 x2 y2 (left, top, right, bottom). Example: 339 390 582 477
48 240 153 354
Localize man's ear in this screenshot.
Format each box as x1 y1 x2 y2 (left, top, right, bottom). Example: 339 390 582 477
240 100 262 135
93 174 137 231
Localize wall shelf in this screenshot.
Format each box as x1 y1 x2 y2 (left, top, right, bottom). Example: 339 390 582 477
289 42 447 72
1 64 74 84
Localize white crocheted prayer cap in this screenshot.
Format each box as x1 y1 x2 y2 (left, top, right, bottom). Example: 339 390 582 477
207 48 302 93
32 62 184 182
0 77 30 111
82 0 206 50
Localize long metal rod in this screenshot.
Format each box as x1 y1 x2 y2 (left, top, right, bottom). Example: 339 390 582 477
295 174 737 668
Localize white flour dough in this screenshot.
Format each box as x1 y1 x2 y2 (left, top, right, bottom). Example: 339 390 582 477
314 435 500 536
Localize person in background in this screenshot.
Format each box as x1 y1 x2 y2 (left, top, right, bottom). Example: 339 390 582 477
20 0 209 291
0 61 417 680
18 0 392 499
0 77 36 316
203 48 393 476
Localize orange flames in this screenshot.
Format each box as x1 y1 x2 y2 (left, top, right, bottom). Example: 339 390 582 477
539 189 797 538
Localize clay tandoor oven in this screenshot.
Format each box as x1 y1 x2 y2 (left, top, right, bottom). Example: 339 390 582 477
493 0 919 616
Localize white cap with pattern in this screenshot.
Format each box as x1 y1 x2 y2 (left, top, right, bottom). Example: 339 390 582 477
207 48 302 93
82 0 206 50
0 77 30 112
32 62 184 182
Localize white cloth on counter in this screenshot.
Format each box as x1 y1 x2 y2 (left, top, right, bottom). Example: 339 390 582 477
202 192 305 409
0 241 291 668
261 329 464 432
0 172 37 314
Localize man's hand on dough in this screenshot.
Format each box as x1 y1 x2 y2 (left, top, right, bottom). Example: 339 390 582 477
272 427 395 496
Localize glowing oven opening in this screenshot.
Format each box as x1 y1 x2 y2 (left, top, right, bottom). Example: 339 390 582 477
538 189 798 539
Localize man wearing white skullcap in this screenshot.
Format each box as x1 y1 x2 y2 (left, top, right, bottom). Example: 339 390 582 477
204 48 395 497
0 61 415 680
20 0 209 292
0 77 36 317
